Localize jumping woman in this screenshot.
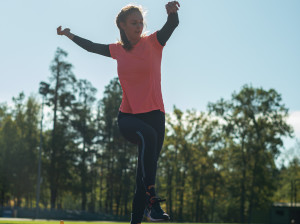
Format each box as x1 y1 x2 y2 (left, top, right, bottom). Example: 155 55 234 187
57 1 180 223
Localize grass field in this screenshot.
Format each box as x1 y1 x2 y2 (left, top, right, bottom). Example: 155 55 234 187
0 219 246 224
0 220 246 224
0 221 144 224
0 221 129 224
0 222 225 224
0 222 97 224
0 221 240 224
0 222 246 224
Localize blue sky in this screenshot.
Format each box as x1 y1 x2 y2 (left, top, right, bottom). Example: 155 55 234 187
1 0 299 156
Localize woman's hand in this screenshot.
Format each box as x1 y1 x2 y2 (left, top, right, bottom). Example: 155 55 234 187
57 26 71 36
165 1 180 15
57 26 74 39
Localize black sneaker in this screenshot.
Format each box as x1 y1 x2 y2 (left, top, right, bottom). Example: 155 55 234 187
144 197 170 222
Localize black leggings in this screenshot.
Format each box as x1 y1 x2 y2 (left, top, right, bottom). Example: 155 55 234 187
117 109 165 222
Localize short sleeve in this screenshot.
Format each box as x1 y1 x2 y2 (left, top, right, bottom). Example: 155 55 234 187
148 31 165 50
109 43 119 60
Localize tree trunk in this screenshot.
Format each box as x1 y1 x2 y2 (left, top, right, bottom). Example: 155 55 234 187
210 174 217 222
240 136 246 223
195 188 200 222
50 66 60 209
167 165 173 219
81 152 87 211
50 187 57 209
99 160 104 210
178 169 186 221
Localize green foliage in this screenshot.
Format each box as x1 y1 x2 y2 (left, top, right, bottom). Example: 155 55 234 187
159 107 223 222
208 84 293 222
0 93 40 207
0 50 296 223
273 144 300 204
96 77 137 215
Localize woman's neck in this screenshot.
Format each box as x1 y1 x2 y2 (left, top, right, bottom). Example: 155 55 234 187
129 36 141 46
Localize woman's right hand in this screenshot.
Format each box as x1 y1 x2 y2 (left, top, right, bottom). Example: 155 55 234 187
165 1 180 15
57 26 71 36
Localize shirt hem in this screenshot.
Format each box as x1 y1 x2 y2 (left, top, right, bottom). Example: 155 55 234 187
119 108 165 114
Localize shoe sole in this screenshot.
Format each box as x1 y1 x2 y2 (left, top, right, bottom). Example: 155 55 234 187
145 213 170 222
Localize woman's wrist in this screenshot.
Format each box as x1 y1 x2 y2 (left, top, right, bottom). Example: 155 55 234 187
66 32 74 40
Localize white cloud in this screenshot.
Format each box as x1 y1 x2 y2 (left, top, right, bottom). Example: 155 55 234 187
277 111 300 165
287 111 300 139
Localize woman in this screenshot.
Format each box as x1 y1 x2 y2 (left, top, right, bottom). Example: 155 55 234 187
57 1 180 223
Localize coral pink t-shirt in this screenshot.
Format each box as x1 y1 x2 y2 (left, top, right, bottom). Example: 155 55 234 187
109 31 165 114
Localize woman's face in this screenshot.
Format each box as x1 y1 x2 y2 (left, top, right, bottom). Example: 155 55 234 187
121 11 144 41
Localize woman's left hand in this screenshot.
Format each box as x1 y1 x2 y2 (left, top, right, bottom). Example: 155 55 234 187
165 1 180 15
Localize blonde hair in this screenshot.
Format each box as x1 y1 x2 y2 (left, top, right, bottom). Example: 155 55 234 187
116 4 147 51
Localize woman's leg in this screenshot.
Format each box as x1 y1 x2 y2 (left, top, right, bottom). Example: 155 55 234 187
130 143 147 224
137 110 165 183
118 114 158 187
135 111 169 221
117 112 158 223
117 110 166 223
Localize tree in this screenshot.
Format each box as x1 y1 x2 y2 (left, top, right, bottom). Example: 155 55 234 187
0 93 40 208
160 107 222 222
208 84 293 223
96 77 136 215
0 103 7 206
0 104 15 207
46 47 77 209
17 95 40 207
273 140 300 204
71 79 98 211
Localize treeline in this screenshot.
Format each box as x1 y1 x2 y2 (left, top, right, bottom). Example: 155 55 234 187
0 48 299 223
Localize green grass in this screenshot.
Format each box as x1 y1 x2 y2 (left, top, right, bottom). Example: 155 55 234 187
0 222 128 224
0 222 127 224
0 222 239 224
0 221 165 224
0 222 219 224
0 218 246 224
0 222 243 224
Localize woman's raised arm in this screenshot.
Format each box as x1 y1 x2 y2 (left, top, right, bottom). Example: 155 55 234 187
57 26 111 58
157 1 180 46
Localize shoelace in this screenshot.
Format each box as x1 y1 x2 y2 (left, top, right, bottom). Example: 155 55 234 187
150 197 166 204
